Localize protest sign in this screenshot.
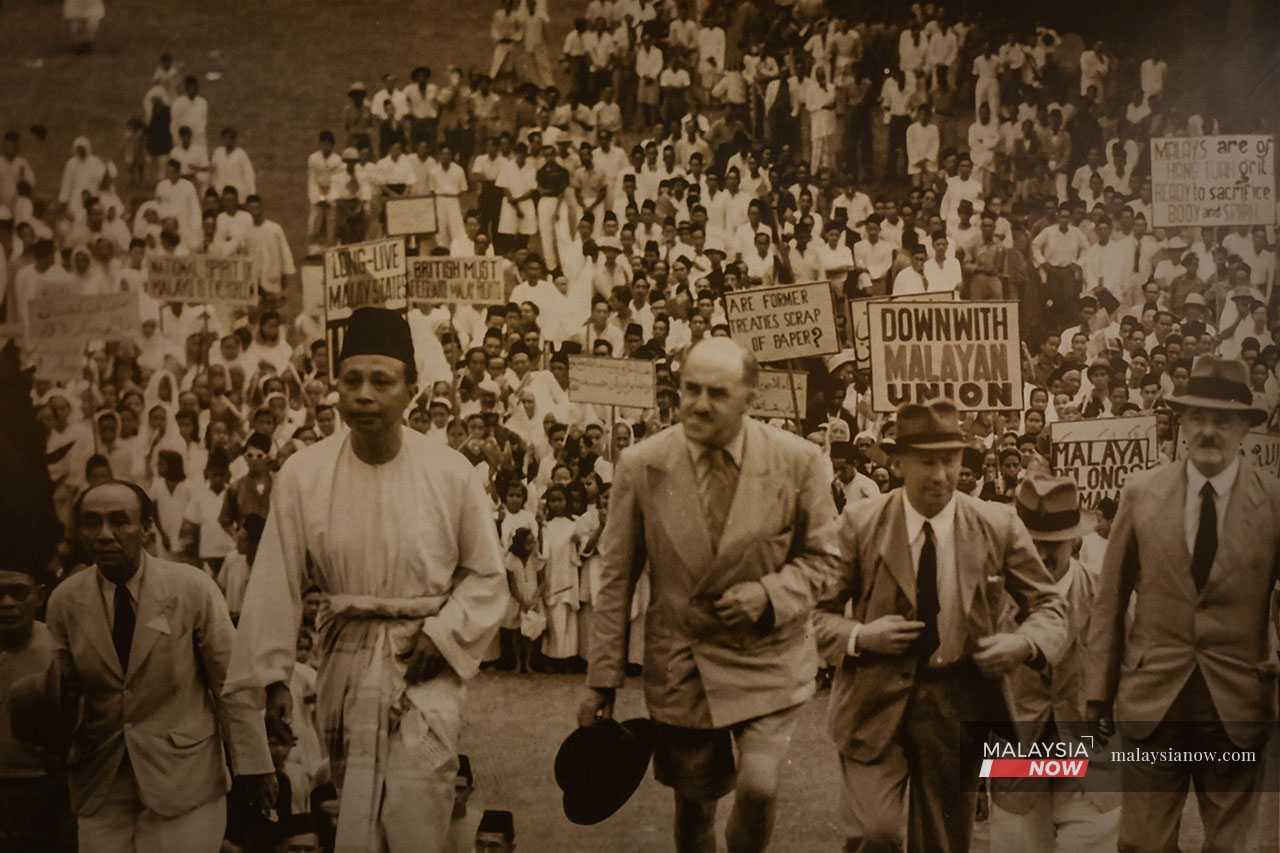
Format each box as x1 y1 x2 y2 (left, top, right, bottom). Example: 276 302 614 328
385 196 438 236
409 256 505 307
1150 135 1275 228
867 300 1022 412
27 292 141 383
1050 416 1158 511
145 254 258 305
568 355 655 409
848 291 957 371
323 238 408 374
724 281 839 362
1176 430 1280 479
749 369 808 420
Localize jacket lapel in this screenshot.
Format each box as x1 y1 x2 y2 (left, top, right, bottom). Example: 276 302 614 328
954 499 988 617
1208 463 1263 591
878 493 917 607
75 571 124 682
1152 462 1195 599
127 555 171 683
651 426 714 578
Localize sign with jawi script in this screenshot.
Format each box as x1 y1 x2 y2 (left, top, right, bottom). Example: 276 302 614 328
749 369 808 420
868 301 1022 412
568 356 656 409
28 292 142 383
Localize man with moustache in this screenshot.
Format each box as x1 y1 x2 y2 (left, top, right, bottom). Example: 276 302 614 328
1087 357 1280 853
815 398 1067 853
579 337 842 853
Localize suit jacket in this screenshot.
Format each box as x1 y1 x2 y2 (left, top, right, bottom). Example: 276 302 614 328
587 417 843 729
45 553 257 817
814 490 1068 762
1086 460 1280 749
992 559 1121 815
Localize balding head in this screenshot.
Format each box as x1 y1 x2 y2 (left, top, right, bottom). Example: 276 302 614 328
679 338 757 447
684 337 759 388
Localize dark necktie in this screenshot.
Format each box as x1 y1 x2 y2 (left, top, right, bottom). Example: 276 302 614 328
1190 482 1217 592
916 521 940 660
113 581 136 673
701 447 739 551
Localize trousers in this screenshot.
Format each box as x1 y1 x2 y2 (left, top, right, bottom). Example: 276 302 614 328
77 761 225 853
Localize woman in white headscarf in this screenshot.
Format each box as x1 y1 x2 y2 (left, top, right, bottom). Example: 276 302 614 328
70 246 110 296
504 388 549 461
59 137 112 216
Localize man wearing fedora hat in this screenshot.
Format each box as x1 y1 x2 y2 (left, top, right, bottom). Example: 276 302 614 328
1087 355 1280 852
989 473 1120 852
579 337 842 853
815 397 1067 853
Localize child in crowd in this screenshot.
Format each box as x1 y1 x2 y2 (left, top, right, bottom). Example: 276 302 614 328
507 525 544 674
217 512 265 624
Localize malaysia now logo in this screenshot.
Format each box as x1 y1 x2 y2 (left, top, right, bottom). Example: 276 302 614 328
979 738 1093 779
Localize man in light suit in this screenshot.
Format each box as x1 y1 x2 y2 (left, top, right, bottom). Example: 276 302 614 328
1087 356 1280 852
814 398 1068 853
41 480 260 853
578 337 843 853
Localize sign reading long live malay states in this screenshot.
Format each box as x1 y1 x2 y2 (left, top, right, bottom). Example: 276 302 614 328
1050 416 1159 511
409 256 505 307
724 281 839 362
145 254 258 305
867 300 1022 412
324 238 409 375
567 355 655 409
28 291 141 383
748 369 808 420
1150 135 1275 227
847 291 957 371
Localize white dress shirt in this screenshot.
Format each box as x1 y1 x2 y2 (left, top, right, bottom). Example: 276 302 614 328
1184 457 1238 554
849 493 959 666
97 559 146 632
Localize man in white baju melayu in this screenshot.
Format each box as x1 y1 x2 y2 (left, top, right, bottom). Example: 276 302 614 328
222 307 509 853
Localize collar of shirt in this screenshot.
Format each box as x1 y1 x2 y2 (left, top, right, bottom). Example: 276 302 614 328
98 554 146 616
901 491 957 566
1186 456 1240 506
686 420 747 472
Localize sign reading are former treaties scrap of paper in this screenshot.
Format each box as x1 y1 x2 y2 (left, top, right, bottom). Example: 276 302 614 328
1151 135 1275 228
409 256 505 306
145 255 258 305
724 281 839 362
868 300 1022 412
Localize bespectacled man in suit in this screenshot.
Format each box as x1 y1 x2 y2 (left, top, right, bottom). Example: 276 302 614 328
1087 356 1280 852
815 398 1068 853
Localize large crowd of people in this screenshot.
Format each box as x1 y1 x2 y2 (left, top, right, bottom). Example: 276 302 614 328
1 0 1279 851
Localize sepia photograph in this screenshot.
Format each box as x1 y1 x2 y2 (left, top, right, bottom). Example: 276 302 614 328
0 0 1278 851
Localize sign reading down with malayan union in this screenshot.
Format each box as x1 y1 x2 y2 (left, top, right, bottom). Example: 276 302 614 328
868 301 1022 412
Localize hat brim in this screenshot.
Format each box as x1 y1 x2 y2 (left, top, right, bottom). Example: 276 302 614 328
1164 394 1268 425
889 438 970 453
1027 513 1097 542
556 719 655 825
